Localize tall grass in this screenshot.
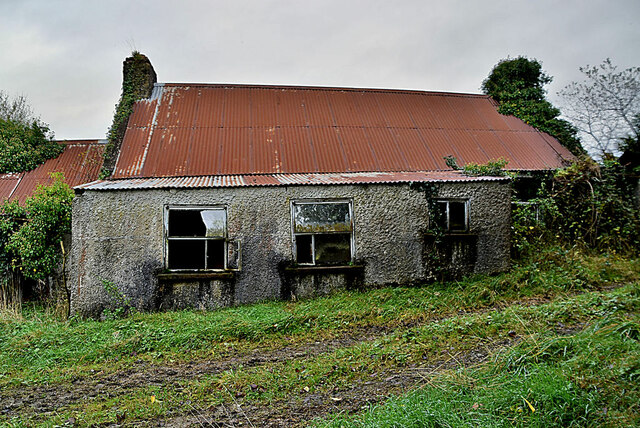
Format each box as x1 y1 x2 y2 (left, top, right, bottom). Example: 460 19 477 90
0 272 22 321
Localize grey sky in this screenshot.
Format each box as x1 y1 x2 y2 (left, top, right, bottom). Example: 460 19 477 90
1 0 638 140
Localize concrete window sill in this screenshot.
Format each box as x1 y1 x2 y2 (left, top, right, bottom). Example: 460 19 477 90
424 232 477 237
284 265 364 274
157 271 236 281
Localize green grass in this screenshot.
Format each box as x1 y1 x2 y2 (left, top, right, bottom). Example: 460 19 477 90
2 247 636 387
316 307 640 427
8 279 640 426
1 247 639 426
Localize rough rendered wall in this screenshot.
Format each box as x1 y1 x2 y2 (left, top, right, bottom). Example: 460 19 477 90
69 181 511 317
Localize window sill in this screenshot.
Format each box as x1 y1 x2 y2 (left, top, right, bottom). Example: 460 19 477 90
284 265 364 274
425 232 476 237
157 271 235 281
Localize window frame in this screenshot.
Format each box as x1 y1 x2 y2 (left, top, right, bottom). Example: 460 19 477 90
290 199 355 266
164 205 228 271
434 199 470 233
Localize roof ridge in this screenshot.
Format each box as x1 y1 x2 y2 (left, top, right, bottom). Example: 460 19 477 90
157 82 488 98
55 139 107 145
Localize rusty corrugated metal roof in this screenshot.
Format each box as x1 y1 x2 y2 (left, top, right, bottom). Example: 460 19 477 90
112 83 575 179
0 175 21 200
0 140 106 204
77 170 509 191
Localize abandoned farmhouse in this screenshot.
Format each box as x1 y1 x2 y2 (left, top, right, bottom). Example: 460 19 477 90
43 56 573 317
0 57 573 316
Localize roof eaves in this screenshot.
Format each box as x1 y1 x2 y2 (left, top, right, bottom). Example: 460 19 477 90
75 171 509 192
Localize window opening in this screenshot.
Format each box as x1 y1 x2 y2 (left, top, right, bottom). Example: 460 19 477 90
166 207 227 270
435 200 469 232
292 201 353 265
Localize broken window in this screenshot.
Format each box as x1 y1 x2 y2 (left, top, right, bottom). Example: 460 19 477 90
292 201 353 265
166 207 228 270
433 200 469 232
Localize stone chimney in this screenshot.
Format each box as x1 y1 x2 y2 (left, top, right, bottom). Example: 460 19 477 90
122 52 157 100
101 52 157 177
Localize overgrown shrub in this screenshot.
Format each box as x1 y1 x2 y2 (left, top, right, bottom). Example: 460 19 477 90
0 119 63 173
512 158 640 255
444 155 513 177
0 174 74 316
3 173 74 279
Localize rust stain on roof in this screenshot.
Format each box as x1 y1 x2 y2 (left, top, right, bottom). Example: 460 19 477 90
0 140 106 204
113 84 575 179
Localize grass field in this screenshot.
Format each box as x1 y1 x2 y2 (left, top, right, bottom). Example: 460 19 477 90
1 246 638 426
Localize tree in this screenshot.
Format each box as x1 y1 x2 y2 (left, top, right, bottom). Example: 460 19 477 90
559 59 640 157
0 91 63 173
482 57 585 156
618 117 640 171
0 92 36 123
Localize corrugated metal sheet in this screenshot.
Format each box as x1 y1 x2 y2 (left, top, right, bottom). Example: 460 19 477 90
0 175 21 200
77 170 508 191
112 84 575 179
0 140 106 204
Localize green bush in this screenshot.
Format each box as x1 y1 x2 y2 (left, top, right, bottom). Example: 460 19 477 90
0 119 63 173
512 158 640 255
0 173 73 280
444 155 513 177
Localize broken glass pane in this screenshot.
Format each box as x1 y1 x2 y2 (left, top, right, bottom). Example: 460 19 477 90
449 201 467 231
295 235 313 264
201 209 226 238
169 210 206 237
168 209 226 237
294 203 351 233
168 240 205 269
315 233 351 264
433 201 448 230
206 240 225 269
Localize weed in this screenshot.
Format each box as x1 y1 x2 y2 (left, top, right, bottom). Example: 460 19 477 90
100 279 134 319
0 274 21 320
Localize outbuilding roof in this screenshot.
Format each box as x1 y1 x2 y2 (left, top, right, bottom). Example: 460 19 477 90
0 140 105 204
111 83 574 180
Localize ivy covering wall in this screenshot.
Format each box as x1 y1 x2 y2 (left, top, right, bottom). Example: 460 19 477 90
101 52 157 177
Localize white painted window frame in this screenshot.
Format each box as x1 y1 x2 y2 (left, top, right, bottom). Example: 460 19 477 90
290 199 355 265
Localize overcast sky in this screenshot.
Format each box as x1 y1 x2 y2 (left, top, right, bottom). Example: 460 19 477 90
1 0 638 140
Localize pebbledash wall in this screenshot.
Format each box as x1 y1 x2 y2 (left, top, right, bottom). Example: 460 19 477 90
69 179 511 318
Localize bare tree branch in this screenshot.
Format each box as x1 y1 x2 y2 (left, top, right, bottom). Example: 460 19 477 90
0 91 39 124
559 59 640 158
